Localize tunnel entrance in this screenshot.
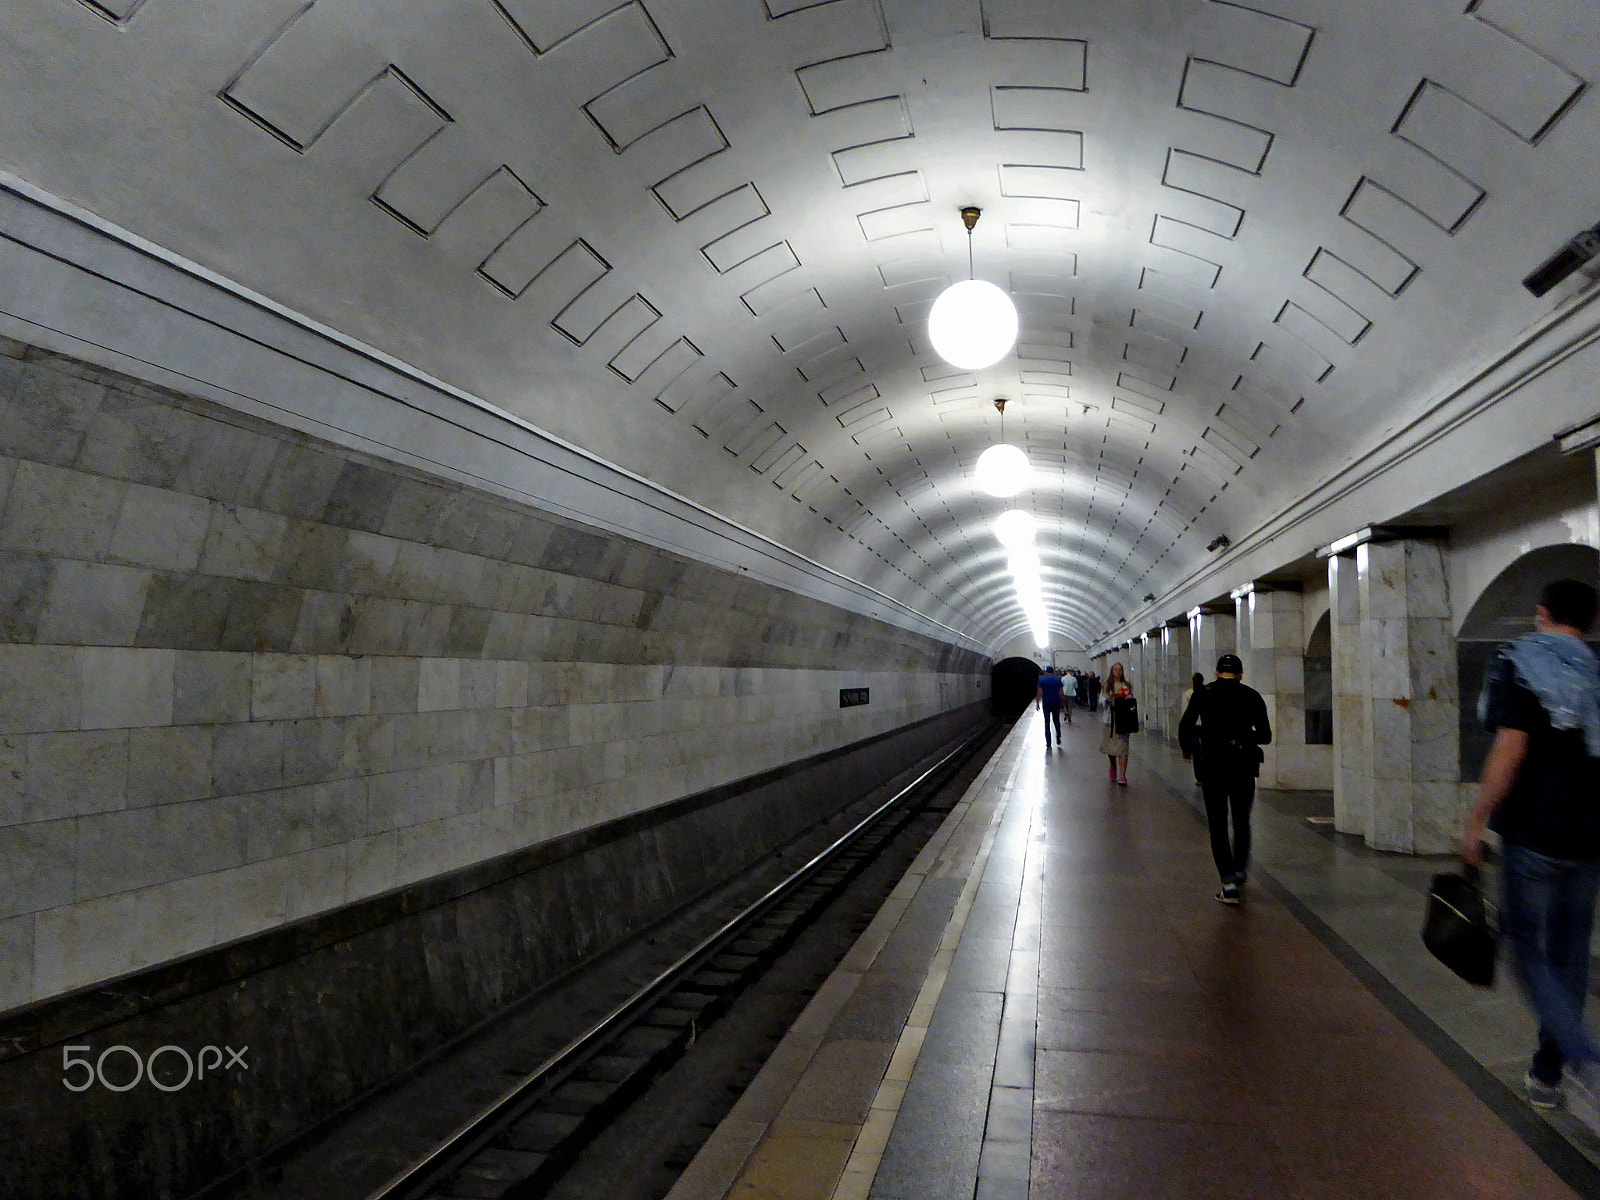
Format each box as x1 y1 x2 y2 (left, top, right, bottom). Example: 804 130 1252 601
991 656 1043 721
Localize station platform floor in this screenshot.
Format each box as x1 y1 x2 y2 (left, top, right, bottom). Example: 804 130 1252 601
665 707 1600 1200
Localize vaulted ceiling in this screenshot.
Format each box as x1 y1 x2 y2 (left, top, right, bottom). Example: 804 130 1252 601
1 0 1596 650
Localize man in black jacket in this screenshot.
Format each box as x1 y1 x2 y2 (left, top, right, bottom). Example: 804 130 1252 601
1179 653 1272 905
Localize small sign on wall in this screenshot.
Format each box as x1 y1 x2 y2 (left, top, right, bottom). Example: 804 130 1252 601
839 687 870 708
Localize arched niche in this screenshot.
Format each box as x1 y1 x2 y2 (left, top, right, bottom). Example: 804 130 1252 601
1457 543 1600 780
1304 610 1333 745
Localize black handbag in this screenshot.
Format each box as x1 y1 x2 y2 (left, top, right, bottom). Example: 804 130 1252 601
1422 864 1497 987
1113 696 1140 735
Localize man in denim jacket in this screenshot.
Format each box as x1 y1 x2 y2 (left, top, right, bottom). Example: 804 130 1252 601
1463 578 1600 1126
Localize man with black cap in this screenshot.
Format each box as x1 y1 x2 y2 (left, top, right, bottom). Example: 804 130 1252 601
1179 652 1272 905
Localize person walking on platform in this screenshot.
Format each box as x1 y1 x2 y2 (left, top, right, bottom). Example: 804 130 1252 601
1179 672 1207 786
1179 653 1270 906
1463 579 1600 1128
1036 664 1067 748
1086 671 1101 713
1098 662 1137 785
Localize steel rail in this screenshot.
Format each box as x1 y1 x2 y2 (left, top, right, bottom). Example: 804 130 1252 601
362 724 995 1200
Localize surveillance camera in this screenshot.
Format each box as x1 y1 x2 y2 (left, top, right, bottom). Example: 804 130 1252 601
1524 222 1600 297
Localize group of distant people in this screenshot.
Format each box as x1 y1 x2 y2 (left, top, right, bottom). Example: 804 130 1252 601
1031 577 1600 1134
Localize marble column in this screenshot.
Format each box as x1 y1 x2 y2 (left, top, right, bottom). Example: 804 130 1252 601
1189 610 1236 681
1138 632 1161 735
1162 621 1192 739
1328 554 1370 837
1236 588 1309 789
1358 539 1459 853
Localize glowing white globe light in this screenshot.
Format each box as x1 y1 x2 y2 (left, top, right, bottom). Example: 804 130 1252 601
1032 627 1051 649
928 279 1018 369
975 443 1030 497
992 509 1036 548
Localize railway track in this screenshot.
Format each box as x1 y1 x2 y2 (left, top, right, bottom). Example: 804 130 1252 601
359 722 1002 1200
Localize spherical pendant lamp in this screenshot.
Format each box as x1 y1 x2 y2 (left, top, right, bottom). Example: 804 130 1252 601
928 280 1019 370
975 443 1030 497
992 508 1036 548
927 207 1018 371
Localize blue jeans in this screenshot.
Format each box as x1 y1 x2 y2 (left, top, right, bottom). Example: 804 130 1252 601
1500 843 1600 1083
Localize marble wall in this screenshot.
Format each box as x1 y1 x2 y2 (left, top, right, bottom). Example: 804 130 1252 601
1356 539 1460 853
0 339 989 1011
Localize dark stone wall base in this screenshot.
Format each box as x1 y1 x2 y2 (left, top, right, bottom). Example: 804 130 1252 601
0 701 989 1200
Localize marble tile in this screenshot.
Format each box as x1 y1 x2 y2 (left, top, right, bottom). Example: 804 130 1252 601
282 841 350 921
252 654 316 721
124 869 221 972
31 889 142 997
0 461 125 558
181 421 280 507
1 362 105 466
339 529 400 591
135 572 234 649
214 575 302 653
172 651 252 724
36 559 152 645
275 520 348 590
314 655 370 718
369 656 420 714
389 541 443 601
212 720 285 794
0 912 34 1008
0 646 79 735
245 778 366 861
126 724 213 807
79 647 174 729
0 818 77 918
287 588 347 653
108 484 211 571
254 444 343 521
321 461 400 533
418 658 460 712
343 830 399 902
198 503 287 581
75 797 246 898
0 550 49 642
378 478 445 542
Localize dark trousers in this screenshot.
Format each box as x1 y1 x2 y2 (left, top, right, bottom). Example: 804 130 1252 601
1041 703 1062 743
1201 766 1254 883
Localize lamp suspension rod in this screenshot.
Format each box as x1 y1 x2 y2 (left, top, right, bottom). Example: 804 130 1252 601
961 205 981 281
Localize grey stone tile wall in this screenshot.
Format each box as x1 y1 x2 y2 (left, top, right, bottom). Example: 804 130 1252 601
0 340 990 1010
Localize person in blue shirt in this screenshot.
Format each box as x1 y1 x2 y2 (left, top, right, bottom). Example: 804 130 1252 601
1036 665 1067 748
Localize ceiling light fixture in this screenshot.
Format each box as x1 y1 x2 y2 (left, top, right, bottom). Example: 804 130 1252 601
1206 534 1231 552
928 207 1018 370
992 508 1036 549
975 398 1031 498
